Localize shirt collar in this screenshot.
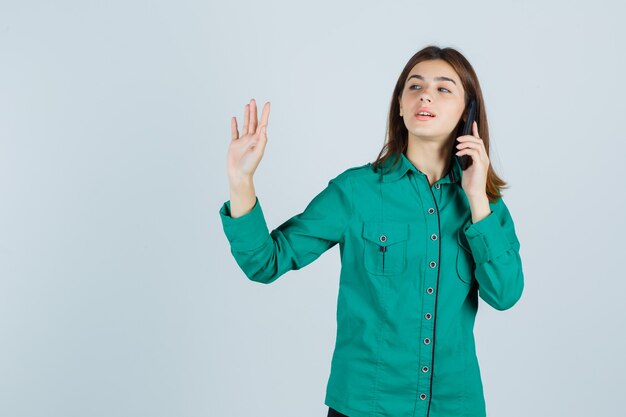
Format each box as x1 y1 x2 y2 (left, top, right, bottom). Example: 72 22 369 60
377 151 462 184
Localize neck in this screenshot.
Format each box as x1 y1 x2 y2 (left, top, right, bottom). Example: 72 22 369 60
405 134 453 186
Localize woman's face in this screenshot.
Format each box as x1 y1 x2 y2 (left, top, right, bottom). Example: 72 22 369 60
398 59 467 145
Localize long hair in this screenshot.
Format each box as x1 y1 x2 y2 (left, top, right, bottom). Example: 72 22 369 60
372 45 509 202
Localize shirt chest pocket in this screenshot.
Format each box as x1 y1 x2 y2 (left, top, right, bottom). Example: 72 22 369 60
362 222 409 276
456 229 476 285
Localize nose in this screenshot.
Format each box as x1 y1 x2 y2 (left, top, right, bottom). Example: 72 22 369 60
418 87 434 102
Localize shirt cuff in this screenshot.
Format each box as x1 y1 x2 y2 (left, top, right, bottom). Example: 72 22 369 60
219 197 271 252
462 210 512 265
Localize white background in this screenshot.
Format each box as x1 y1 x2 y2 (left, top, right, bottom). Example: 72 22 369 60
1 0 624 416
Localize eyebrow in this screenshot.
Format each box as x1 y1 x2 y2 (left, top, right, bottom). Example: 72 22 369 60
406 74 457 85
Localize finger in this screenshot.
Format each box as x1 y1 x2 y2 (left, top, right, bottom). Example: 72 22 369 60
231 116 239 141
253 126 268 156
243 102 250 136
456 147 476 157
249 98 258 134
257 101 271 134
458 135 477 143
457 141 476 152
472 120 480 139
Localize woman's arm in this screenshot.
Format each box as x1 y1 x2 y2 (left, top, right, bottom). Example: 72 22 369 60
226 98 270 218
222 98 352 283
462 197 525 310
228 177 256 218
219 177 353 284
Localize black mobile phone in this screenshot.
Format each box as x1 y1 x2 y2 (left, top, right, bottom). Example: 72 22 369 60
458 98 477 170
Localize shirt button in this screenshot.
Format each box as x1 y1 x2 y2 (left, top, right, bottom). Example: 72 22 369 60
426 287 433 294
429 261 436 268
435 184 441 189
420 393 427 400
425 313 432 319
422 366 429 373
430 233 437 241
428 208 435 214
424 337 431 345
379 235 386 243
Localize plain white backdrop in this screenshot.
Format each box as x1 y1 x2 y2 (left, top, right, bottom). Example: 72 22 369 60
1 0 625 416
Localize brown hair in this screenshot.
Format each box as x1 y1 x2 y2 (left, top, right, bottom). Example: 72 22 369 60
372 45 509 202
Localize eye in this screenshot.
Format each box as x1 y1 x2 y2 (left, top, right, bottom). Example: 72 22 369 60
409 85 451 93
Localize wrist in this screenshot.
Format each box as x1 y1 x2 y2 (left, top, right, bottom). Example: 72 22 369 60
229 175 254 190
468 193 491 223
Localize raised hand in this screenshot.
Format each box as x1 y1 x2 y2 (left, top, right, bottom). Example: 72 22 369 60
227 98 271 185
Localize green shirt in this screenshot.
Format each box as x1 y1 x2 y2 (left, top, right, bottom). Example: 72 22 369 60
219 152 524 417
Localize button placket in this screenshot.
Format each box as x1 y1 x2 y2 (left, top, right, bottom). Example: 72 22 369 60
417 179 439 414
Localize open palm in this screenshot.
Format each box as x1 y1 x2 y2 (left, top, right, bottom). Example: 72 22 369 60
227 98 271 183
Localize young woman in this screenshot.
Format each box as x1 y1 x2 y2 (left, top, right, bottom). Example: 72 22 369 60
219 45 524 417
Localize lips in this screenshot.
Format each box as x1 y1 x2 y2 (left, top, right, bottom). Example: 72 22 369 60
415 108 436 117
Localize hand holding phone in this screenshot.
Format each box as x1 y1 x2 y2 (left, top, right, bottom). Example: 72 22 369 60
457 98 477 170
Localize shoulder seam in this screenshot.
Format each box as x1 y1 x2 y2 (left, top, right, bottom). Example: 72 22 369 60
334 164 373 182
328 177 353 245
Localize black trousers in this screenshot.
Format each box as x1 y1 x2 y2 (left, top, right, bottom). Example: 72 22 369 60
327 406 349 417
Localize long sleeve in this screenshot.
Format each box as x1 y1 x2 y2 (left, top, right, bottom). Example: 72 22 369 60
218 178 353 284
461 197 524 311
